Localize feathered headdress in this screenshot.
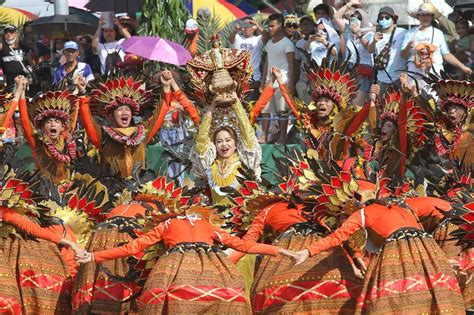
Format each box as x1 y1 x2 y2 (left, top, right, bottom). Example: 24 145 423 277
91 76 153 116
305 56 357 111
32 90 76 129
379 89 429 148
423 71 474 111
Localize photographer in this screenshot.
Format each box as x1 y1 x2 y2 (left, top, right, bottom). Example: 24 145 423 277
53 41 94 91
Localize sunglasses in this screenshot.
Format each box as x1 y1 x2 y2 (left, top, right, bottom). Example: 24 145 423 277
350 15 362 21
285 23 299 28
418 13 433 17
378 15 392 21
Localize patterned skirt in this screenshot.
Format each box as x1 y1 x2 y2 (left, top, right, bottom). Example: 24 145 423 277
72 216 144 315
0 236 72 315
136 242 251 315
251 221 361 314
433 220 474 311
355 228 465 314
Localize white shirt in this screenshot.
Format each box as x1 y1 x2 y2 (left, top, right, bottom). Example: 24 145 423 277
264 36 295 86
345 28 374 66
374 27 407 83
232 33 263 81
401 26 449 75
97 38 125 74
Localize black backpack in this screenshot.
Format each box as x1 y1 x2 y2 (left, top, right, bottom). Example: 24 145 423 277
104 51 121 74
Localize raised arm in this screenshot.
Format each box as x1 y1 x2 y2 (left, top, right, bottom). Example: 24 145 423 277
2 76 25 132
78 97 102 148
195 104 214 155
93 223 165 263
170 78 200 125
232 96 256 150
17 77 36 149
272 67 301 120
249 84 275 124
92 17 103 55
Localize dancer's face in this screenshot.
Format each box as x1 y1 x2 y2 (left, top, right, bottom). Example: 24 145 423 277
315 96 335 119
112 105 132 128
380 120 396 142
43 118 64 140
446 104 467 126
215 130 236 159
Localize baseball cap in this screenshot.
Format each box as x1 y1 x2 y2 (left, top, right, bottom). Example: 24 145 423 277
63 41 79 50
3 24 18 33
379 6 395 17
184 18 199 34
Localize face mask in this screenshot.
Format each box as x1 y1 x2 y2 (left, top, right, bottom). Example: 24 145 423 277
349 17 361 27
378 17 393 29
5 38 15 45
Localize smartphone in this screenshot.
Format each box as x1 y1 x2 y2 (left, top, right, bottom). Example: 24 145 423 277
101 11 114 29
376 25 383 33
239 21 252 29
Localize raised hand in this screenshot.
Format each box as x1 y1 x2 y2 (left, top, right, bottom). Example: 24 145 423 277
271 66 283 84
293 249 310 265
369 84 380 103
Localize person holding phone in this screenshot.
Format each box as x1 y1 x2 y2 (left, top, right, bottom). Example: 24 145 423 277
367 6 407 97
304 18 339 65
230 16 268 101
334 0 375 107
92 13 131 75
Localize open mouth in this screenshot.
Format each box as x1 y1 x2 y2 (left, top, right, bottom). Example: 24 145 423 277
220 147 230 154
49 127 58 137
120 117 129 125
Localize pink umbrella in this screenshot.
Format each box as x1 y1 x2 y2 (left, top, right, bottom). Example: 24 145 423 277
121 36 192 66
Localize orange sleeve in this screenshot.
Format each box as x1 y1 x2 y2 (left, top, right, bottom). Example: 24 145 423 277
93 223 165 263
1 207 62 244
78 97 101 149
47 224 78 277
228 208 267 264
278 84 301 121
146 92 171 144
212 224 279 256
69 99 79 133
172 90 200 125
2 100 18 130
18 99 36 149
250 84 275 124
307 210 363 257
405 197 450 220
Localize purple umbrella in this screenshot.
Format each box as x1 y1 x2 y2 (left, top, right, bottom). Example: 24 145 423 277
121 36 192 66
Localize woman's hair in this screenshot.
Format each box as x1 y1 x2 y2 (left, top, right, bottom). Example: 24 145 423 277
212 126 238 144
